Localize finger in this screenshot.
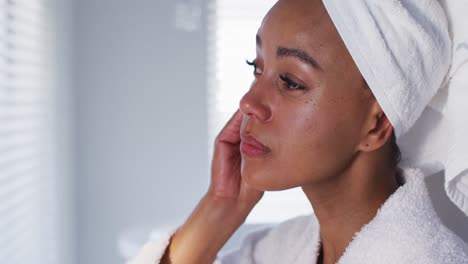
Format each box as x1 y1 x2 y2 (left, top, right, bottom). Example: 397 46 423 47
217 109 244 144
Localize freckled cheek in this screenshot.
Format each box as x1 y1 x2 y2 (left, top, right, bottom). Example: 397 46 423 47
286 111 322 145
303 105 345 147
272 101 328 151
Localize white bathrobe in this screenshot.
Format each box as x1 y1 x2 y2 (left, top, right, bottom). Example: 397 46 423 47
128 167 468 264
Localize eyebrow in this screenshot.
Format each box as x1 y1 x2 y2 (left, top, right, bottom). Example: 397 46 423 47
256 34 322 70
277 47 322 70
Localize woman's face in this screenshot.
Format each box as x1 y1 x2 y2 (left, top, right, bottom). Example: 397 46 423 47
239 0 375 191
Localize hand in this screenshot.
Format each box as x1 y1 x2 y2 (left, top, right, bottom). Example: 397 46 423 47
160 110 264 264
208 109 264 213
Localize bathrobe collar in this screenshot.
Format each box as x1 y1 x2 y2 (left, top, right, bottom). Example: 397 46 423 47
294 167 468 264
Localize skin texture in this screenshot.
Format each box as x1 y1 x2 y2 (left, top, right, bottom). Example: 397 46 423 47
162 0 400 263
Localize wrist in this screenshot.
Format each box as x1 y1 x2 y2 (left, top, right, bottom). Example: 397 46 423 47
166 195 249 263
201 193 252 225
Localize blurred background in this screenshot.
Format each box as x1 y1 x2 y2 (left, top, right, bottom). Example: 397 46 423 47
1 0 467 263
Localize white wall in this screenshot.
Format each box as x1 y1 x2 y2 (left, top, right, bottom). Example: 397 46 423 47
74 1 209 263
53 0 76 263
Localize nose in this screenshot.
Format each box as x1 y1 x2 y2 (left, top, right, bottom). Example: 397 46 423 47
239 81 272 122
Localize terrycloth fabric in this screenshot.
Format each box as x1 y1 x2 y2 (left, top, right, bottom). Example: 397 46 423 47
322 0 452 137
127 167 468 264
322 0 468 217
126 225 179 264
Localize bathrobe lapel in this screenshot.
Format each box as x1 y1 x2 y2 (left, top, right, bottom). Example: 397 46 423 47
300 167 468 264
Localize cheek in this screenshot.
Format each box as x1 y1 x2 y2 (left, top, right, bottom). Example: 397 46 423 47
240 97 361 190
240 106 322 190
275 101 357 183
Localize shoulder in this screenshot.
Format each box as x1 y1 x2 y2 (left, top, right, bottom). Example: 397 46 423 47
338 167 468 264
415 222 468 263
397 168 468 263
386 220 468 263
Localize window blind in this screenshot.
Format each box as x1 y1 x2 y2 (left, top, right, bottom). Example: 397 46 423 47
0 0 59 263
208 0 312 224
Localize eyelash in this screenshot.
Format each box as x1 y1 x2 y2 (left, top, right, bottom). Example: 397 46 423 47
246 59 261 75
246 59 305 91
279 75 305 90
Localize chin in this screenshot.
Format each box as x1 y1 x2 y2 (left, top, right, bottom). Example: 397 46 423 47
241 163 294 191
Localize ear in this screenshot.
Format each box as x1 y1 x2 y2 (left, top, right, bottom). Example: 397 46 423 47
357 101 394 153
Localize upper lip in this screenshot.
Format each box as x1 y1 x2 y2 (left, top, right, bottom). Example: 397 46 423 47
240 133 271 151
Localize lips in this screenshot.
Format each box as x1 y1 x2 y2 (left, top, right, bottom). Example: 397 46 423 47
240 133 271 157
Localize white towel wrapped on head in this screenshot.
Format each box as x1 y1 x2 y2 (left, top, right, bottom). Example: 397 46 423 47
322 0 468 217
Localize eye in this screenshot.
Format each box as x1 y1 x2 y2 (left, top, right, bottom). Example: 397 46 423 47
279 75 305 90
246 59 263 76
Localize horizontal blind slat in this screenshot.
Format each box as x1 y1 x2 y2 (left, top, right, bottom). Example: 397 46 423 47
2 48 45 65
0 179 38 213
0 148 40 167
8 0 47 13
0 207 40 260
0 160 38 182
1 0 57 263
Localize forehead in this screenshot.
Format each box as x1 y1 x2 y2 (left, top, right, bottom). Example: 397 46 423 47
260 0 329 38
257 0 349 69
268 0 327 25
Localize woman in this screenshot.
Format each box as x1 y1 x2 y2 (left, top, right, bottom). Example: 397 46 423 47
130 0 468 263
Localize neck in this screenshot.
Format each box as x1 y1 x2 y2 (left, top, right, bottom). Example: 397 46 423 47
302 157 400 264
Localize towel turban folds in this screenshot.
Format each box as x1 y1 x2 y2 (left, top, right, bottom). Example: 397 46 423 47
322 0 468 216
